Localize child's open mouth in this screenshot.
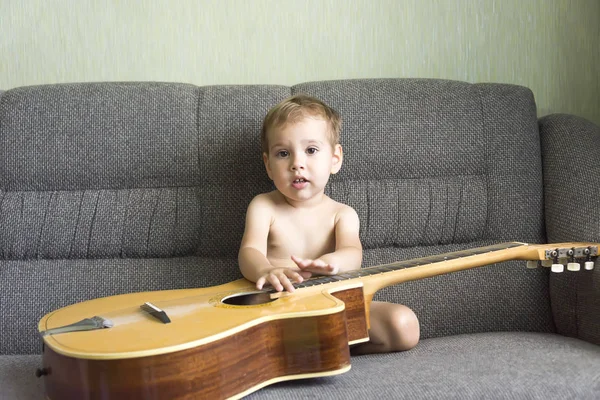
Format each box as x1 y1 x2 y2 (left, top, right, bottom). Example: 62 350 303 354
292 178 308 189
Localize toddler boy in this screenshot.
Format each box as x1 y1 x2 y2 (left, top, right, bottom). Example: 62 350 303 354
238 94 419 354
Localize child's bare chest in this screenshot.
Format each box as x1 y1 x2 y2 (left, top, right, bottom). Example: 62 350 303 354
267 213 336 260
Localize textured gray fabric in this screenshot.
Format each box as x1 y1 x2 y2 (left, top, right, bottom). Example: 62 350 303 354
0 257 243 355
0 79 555 355
5 333 597 400
0 80 545 259
326 175 488 247
0 82 200 191
194 84 289 257
0 83 290 260
363 242 555 339
292 79 545 246
540 114 600 345
0 188 202 259
0 355 45 400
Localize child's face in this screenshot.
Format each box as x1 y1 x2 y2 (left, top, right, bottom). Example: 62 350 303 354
263 117 342 205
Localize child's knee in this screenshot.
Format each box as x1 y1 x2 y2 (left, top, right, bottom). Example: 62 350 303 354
387 305 420 350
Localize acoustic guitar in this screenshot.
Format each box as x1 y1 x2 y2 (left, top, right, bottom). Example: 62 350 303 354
37 242 597 399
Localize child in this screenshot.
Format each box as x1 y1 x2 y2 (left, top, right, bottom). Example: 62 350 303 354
238 94 420 354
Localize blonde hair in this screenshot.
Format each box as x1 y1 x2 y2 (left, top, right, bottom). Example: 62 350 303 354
261 94 341 154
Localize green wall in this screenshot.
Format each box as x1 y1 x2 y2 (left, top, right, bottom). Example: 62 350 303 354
1 0 599 125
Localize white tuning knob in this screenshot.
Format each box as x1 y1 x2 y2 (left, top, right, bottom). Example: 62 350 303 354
541 260 553 267
584 261 595 270
526 261 538 269
567 262 580 271
551 264 564 273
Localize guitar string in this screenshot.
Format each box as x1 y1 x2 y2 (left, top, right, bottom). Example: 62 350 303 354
265 242 525 293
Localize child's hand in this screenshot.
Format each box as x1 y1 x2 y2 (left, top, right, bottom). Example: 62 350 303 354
256 268 311 293
291 255 340 276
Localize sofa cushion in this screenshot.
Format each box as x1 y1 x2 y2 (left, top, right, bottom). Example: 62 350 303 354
3 333 598 399
0 80 545 258
250 332 600 399
0 83 290 259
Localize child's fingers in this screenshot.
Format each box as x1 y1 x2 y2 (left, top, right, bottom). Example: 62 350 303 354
292 256 329 271
285 270 304 284
328 264 340 275
301 262 339 275
274 273 295 292
291 255 311 268
258 269 306 293
299 271 313 279
267 275 285 292
256 276 266 290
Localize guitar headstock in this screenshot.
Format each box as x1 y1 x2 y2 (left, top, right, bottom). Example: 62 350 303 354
524 242 598 273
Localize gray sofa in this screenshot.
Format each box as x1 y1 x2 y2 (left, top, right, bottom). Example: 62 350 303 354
0 79 598 399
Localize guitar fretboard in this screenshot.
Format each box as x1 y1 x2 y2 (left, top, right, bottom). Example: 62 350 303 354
267 242 525 292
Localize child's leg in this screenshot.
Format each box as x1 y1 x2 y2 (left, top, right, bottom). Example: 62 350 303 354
351 301 420 355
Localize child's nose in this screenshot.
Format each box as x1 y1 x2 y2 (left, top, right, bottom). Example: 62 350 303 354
290 154 305 170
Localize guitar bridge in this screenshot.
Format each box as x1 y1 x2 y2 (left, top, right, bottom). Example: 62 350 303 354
140 302 171 324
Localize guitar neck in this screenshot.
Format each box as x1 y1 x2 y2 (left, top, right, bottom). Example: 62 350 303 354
283 241 597 300
359 242 530 297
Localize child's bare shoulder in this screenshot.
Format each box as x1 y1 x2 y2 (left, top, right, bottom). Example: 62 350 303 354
246 191 284 214
328 198 359 223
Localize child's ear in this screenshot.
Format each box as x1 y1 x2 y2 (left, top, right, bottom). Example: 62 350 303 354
263 152 273 180
330 144 343 174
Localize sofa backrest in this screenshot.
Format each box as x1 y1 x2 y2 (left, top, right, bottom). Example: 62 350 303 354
0 83 288 259
0 80 544 259
300 80 545 248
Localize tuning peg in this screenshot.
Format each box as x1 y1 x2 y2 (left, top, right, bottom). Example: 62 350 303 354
548 249 564 272
541 260 553 267
567 262 580 271
583 247 595 270
565 248 580 271
584 261 595 270
526 261 539 269
551 263 564 273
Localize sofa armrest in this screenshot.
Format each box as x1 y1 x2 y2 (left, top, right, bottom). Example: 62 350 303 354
539 113 600 345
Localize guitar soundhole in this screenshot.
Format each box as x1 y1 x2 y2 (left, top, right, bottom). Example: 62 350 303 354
221 292 277 306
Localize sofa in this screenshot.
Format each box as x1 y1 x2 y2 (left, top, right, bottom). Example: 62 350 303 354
0 78 598 399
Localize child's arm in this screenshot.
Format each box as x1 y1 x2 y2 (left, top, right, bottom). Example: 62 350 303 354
238 195 308 292
292 206 362 275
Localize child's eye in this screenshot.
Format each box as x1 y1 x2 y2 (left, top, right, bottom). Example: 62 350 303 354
306 147 318 155
276 150 289 158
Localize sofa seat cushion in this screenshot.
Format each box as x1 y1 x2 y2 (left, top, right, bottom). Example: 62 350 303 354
251 332 599 399
3 332 598 399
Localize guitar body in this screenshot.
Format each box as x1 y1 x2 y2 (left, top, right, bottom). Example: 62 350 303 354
39 279 369 400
